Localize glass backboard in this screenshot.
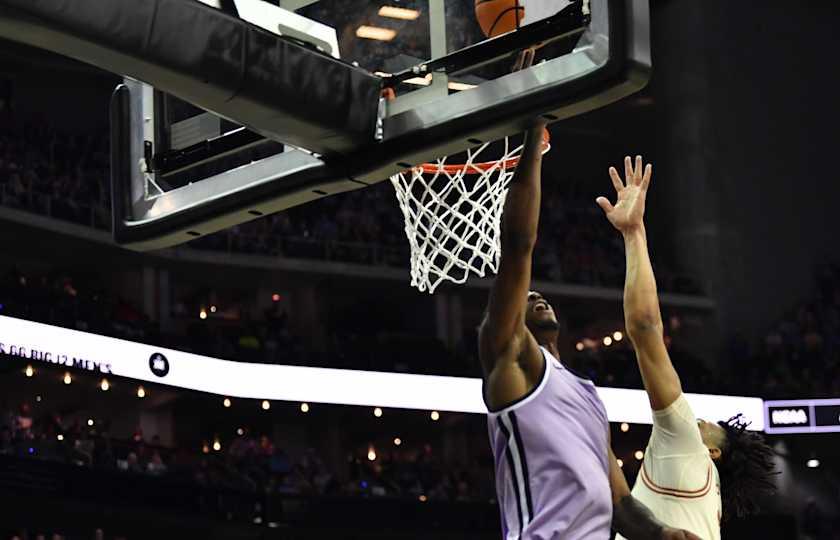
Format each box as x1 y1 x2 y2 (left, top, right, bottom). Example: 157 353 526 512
0 0 652 249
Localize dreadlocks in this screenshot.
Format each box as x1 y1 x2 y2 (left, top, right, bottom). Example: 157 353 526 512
715 414 779 519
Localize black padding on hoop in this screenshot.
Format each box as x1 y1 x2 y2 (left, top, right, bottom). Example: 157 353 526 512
109 84 132 240
0 0 382 157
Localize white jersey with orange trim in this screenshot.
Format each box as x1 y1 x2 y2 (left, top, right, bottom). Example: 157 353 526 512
616 394 722 540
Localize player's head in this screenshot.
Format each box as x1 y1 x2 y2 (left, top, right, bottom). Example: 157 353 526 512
700 414 778 519
525 291 559 336
696 418 727 459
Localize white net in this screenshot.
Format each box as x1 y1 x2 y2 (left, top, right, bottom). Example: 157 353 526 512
390 135 544 294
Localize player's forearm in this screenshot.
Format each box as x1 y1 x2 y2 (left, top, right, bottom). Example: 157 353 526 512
501 125 545 250
623 225 664 336
612 494 665 539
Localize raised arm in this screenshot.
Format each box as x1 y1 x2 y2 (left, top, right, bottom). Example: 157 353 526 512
596 156 682 411
478 123 546 398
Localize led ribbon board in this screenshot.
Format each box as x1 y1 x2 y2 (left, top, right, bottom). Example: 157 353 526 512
764 399 840 434
0 315 763 429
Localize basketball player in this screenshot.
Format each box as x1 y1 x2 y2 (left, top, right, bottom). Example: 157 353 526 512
597 156 778 540
479 124 701 540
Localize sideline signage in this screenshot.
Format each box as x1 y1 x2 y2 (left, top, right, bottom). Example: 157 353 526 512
0 315 765 429
765 399 840 434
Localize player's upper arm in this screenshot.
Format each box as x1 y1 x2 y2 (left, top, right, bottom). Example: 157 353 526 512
607 445 631 504
648 393 706 457
478 236 535 373
627 320 682 411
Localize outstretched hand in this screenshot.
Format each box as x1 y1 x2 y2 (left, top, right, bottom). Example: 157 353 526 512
596 155 652 234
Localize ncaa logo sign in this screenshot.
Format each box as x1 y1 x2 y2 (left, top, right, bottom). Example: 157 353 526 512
149 353 170 377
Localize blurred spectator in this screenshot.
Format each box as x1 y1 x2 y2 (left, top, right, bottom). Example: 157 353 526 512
0 389 497 507
0 117 702 294
727 262 840 399
2 260 838 395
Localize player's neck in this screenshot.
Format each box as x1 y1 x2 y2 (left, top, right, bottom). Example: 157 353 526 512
534 332 561 360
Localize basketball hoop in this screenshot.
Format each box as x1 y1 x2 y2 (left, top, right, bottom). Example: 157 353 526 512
390 129 550 294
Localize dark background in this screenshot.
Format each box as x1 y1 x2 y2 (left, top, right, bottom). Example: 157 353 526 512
0 0 839 539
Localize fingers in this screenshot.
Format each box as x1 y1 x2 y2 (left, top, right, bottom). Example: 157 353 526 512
663 528 702 540
513 48 536 72
624 156 633 183
608 167 624 192
525 47 536 68
621 155 652 188
641 163 653 190
595 196 614 214
634 155 643 185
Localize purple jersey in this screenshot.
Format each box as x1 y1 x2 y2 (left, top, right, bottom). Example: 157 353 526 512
487 347 613 539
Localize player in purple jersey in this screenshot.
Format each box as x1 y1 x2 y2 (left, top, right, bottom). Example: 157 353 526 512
478 120 702 540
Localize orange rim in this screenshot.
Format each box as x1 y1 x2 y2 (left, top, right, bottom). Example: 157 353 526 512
416 128 551 174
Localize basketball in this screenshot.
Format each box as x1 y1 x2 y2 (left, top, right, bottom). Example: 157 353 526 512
475 0 524 38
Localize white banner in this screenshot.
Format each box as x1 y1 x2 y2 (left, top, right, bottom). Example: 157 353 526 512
0 315 764 429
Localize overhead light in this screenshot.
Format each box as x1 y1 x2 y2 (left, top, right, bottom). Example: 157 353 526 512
430 411 440 421
378 6 420 20
374 407 383 418
356 25 397 42
447 81 477 91
394 437 402 446
575 342 585 351
620 422 630 433
261 400 271 410
405 74 432 86
300 403 310 413
634 450 644 461
199 309 208 320
36 395 42 403
806 459 820 468
24 365 34 377
603 336 613 346
87 418 94 427
210 305 217 313
367 447 377 461
272 293 281 302
237 428 244 436
397 74 475 91
223 397 232 408
616 458 623 468
213 440 221 452
100 378 110 391
418 494 428 502
202 443 210 454
57 434 64 441
63 372 72 385
613 331 623 342
137 386 146 398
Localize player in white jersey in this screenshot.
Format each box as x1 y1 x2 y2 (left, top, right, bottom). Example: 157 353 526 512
597 156 778 540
